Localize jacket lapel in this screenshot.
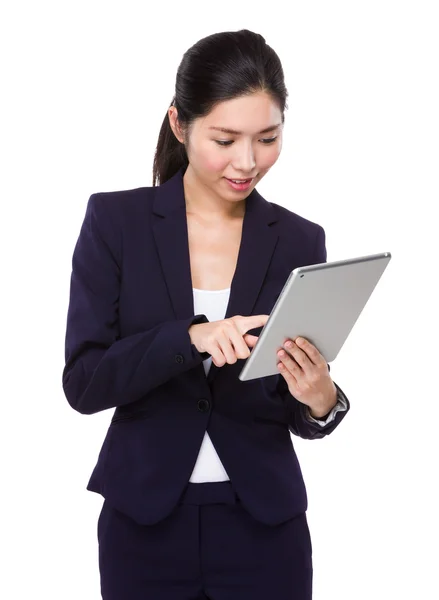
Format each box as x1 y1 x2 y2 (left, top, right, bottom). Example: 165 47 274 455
152 167 279 383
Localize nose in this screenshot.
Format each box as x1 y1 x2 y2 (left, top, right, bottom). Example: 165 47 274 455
232 142 256 173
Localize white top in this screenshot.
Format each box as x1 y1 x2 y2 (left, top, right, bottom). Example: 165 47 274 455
189 287 231 482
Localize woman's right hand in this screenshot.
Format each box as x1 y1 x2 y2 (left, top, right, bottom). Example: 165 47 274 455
188 314 270 367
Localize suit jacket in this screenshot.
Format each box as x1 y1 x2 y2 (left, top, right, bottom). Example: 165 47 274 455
62 166 350 526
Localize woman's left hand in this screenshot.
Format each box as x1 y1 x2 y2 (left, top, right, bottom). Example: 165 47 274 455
277 336 338 418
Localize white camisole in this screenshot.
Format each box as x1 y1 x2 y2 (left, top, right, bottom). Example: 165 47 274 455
189 287 231 482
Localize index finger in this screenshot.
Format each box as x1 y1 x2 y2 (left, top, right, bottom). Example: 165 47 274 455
240 314 270 333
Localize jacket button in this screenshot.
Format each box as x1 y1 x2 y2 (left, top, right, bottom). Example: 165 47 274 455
197 399 210 412
175 354 184 364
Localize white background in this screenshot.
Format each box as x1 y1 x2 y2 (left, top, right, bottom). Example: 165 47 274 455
1 1 438 598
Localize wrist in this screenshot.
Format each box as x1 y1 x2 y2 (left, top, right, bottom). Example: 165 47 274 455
309 405 333 420
308 389 338 419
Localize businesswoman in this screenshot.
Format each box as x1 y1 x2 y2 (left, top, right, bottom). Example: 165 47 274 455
63 29 350 600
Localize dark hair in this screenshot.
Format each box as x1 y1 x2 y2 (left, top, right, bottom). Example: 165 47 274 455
152 29 289 186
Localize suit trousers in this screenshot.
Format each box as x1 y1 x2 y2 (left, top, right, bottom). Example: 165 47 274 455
97 481 313 600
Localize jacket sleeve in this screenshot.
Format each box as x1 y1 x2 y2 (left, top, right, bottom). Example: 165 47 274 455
282 377 350 440
62 193 210 415
277 224 351 439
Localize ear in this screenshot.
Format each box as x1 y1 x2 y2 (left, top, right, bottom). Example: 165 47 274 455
168 107 185 144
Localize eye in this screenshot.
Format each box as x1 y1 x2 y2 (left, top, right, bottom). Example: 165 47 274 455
214 137 278 147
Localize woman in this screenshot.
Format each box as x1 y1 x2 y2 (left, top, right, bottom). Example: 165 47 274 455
63 29 350 600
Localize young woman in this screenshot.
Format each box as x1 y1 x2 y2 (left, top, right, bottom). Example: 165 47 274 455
63 29 350 600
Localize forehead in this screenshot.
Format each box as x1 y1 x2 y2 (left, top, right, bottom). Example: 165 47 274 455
197 92 282 134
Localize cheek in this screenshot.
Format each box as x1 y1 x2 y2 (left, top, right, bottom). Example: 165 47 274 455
198 148 229 172
258 145 281 170
188 139 226 171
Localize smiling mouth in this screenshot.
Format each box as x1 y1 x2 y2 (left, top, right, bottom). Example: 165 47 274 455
225 177 255 182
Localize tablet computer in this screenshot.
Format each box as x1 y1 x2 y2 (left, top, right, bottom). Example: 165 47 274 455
238 252 392 381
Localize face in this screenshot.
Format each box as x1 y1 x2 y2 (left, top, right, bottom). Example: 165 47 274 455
168 91 283 205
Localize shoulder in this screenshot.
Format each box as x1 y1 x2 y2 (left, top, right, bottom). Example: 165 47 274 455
81 185 156 263
84 185 159 242
258 194 327 264
87 185 154 219
268 199 325 241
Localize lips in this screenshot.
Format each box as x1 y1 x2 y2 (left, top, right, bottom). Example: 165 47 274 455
224 177 254 191
226 178 252 183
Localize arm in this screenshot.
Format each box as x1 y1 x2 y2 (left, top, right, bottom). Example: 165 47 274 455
279 225 350 438
62 193 210 415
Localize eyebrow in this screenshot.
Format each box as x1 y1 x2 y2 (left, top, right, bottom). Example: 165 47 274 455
208 124 281 135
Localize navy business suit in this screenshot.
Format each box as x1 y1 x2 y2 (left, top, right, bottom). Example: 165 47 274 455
62 166 350 597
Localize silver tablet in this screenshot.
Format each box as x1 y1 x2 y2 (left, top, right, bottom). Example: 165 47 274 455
238 252 392 381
